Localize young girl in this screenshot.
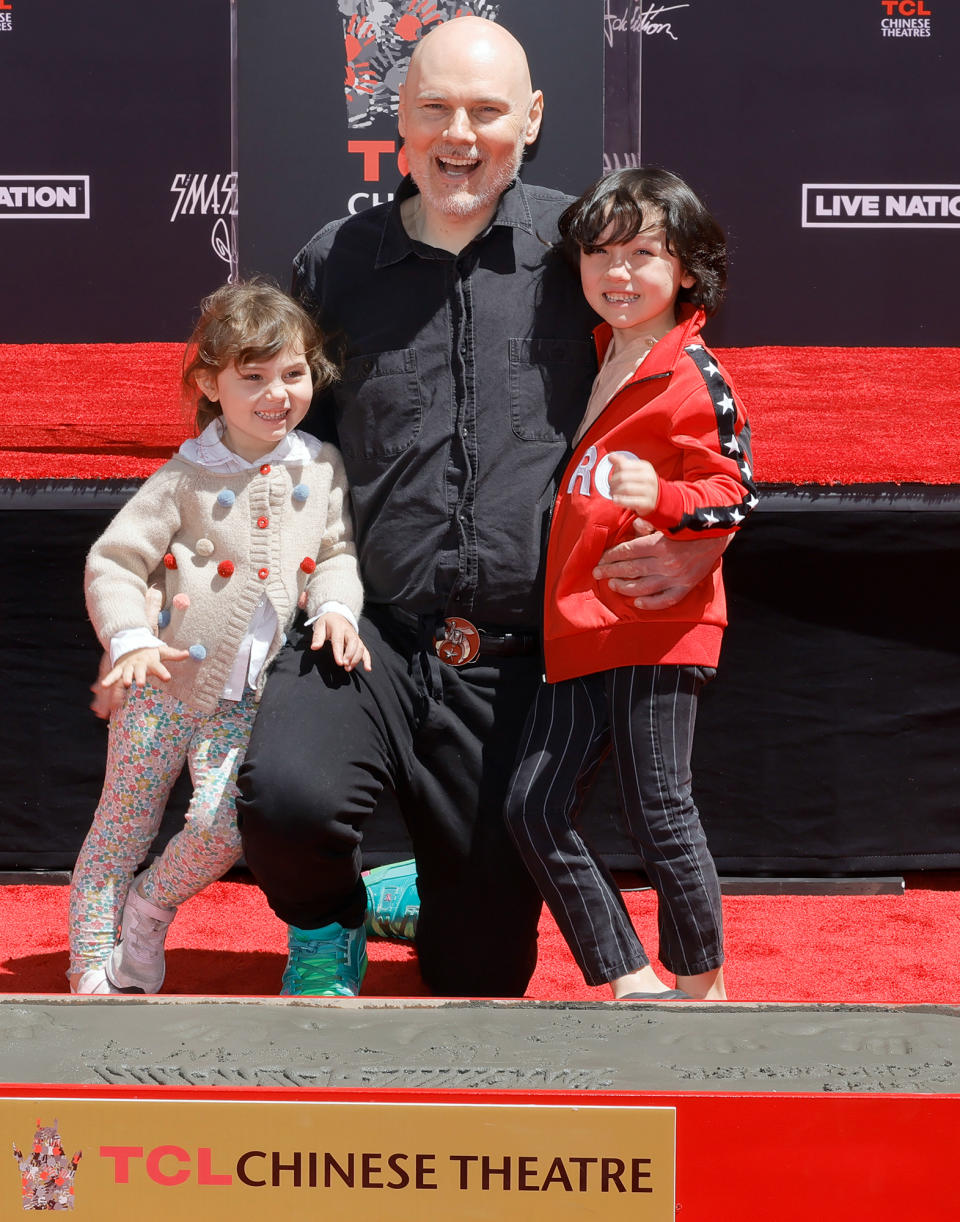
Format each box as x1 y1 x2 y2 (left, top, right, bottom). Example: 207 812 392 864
504 167 757 1001
69 280 367 995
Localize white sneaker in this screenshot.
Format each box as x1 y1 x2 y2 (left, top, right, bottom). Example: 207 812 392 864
105 875 177 993
71 966 127 995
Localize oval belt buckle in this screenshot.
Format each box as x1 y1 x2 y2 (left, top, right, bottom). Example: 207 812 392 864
434 616 481 666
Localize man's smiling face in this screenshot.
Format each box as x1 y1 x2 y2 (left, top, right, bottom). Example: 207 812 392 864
398 19 543 222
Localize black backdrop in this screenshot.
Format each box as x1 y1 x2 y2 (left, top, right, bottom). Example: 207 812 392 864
0 0 232 342
4 1 959 344
4 1 958 344
631 1 960 346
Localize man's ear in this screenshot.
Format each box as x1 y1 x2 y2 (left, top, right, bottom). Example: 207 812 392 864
681 270 697 290
524 90 544 145
397 82 407 138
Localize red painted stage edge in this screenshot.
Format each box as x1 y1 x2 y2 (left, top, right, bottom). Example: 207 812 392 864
2 1084 957 1220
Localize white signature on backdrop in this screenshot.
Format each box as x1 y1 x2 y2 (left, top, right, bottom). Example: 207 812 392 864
211 217 236 269
169 172 238 275
603 2 690 46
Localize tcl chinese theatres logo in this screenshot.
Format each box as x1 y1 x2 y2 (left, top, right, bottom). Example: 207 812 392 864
880 0 932 36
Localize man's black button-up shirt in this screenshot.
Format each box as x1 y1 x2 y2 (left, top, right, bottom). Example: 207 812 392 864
292 176 599 627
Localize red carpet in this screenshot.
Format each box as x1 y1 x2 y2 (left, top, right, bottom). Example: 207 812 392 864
3 875 956 1002
3 342 960 483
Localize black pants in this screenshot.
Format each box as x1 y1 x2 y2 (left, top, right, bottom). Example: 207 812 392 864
504 664 723 986
236 610 544 997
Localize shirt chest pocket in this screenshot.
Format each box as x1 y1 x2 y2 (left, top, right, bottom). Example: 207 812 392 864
508 338 598 443
336 348 423 460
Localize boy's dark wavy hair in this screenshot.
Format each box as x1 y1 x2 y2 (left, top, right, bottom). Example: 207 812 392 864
182 279 338 433
558 166 727 316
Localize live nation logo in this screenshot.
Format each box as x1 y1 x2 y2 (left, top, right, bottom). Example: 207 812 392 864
0 175 90 218
802 184 960 228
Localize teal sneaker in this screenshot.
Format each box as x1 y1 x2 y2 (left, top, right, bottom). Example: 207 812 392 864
280 922 367 996
363 859 420 941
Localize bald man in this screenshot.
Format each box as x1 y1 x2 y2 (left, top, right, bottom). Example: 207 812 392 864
236 17 724 998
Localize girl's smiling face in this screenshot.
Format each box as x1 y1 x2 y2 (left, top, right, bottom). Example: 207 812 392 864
579 215 695 353
198 344 313 462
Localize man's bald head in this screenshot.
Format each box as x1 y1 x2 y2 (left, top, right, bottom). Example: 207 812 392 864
398 17 544 235
406 16 534 99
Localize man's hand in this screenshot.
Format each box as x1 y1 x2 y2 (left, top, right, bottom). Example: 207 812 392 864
593 518 728 610
101 644 190 689
310 612 372 672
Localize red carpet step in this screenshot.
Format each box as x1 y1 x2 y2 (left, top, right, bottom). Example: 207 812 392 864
4 875 958 1002
3 343 959 484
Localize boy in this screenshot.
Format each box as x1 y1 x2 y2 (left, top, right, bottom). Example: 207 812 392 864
505 167 757 1001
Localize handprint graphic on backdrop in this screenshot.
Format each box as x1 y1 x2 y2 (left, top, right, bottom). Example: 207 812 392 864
394 0 444 41
12 1119 81 1211
338 0 501 129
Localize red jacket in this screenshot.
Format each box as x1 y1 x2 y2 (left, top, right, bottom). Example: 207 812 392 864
543 306 756 683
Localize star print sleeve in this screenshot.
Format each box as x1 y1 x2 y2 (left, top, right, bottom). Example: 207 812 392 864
642 348 759 538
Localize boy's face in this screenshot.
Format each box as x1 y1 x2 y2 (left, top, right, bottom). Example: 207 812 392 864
198 343 313 463
579 213 695 352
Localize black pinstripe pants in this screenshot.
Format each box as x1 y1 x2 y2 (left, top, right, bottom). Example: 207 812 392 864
504 664 724 986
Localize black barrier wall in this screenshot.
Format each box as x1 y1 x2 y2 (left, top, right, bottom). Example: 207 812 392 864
5 481 960 873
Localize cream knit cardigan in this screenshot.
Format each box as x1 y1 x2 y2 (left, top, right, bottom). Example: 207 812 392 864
85 446 363 713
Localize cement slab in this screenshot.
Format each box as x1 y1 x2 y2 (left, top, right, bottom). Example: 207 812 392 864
1 997 958 1094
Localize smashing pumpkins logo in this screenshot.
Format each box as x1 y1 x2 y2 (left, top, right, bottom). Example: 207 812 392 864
12 1119 82 1210
340 0 502 128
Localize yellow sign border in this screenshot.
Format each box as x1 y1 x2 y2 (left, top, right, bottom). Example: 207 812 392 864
4 1095 676 1220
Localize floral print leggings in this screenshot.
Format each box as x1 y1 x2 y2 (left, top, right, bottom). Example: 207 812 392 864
69 682 257 977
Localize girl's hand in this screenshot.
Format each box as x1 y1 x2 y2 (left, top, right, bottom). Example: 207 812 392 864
310 612 372 672
90 648 121 719
608 452 660 515
90 586 167 718
101 644 190 689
